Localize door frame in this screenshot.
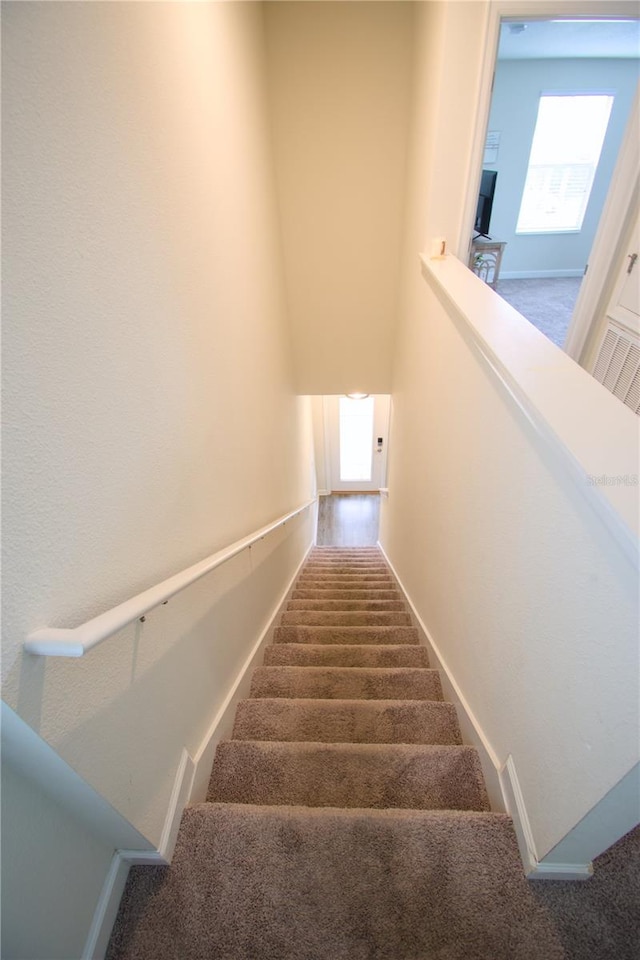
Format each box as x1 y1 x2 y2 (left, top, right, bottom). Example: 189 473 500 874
322 395 390 493
460 1 640 366
563 83 640 365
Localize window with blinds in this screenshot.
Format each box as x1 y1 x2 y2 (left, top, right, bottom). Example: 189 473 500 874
516 94 614 235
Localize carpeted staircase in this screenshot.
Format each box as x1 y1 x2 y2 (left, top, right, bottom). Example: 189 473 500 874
107 547 566 960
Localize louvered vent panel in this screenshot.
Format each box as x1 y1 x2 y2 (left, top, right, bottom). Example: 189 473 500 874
623 367 640 415
592 329 617 383
592 322 640 415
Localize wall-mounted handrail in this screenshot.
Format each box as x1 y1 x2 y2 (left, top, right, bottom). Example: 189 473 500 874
25 499 317 658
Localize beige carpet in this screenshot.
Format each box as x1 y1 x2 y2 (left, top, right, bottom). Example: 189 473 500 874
495 276 582 347
107 547 636 959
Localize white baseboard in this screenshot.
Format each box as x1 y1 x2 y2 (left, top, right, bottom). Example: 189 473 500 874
189 543 313 804
498 754 538 872
376 542 593 881
318 489 331 497
377 542 504 811
499 269 584 280
82 854 131 960
158 748 196 862
499 756 593 880
82 747 195 959
528 861 594 880
84 543 313 959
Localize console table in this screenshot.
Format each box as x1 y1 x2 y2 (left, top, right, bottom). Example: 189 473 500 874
469 238 506 288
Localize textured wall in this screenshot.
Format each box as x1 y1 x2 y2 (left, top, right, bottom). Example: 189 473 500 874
264 1 414 394
3 0 314 708
1 761 114 960
2 4 315 950
382 268 639 860
382 0 639 863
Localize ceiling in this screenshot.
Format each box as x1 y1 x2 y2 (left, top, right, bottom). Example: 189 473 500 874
498 18 640 59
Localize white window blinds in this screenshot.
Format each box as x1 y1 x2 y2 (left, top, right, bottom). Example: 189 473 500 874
516 94 614 234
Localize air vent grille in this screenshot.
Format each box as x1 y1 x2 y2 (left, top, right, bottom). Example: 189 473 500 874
592 323 640 415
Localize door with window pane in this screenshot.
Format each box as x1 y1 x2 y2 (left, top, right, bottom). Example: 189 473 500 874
326 395 390 492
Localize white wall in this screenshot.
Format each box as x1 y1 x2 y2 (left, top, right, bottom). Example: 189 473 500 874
382 262 639 861
486 58 639 277
264 1 414 395
1 761 115 960
2 2 315 953
382 0 639 870
311 397 329 494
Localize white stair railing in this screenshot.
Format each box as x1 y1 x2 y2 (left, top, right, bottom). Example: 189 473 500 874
25 499 316 658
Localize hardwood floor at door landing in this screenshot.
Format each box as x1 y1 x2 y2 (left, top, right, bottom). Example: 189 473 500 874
316 494 380 546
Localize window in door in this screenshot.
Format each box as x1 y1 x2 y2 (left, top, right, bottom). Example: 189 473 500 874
339 395 374 482
516 94 614 235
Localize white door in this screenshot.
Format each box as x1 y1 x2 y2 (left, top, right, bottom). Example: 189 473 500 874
324 395 390 493
564 86 639 362
589 208 640 415
607 214 640 335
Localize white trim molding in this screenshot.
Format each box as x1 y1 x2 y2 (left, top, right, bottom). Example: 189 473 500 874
500 756 593 880
189 542 313 803
377 542 504 809
82 540 313 959
158 749 196 863
82 747 196 959
499 269 584 280
82 854 131 960
565 84 640 363
377 542 594 881
462 2 640 363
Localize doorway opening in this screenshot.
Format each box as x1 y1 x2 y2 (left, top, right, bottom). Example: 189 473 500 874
311 394 391 544
338 395 376 483
312 394 390 495
469 17 639 350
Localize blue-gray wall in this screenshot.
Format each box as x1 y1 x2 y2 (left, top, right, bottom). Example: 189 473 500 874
486 58 638 278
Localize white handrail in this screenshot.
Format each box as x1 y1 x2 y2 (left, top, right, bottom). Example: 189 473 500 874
25 499 316 658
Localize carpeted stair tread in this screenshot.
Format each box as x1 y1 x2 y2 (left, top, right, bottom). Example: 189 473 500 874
107 804 565 960
274 624 419 644
232 697 461 744
287 598 406 611
263 643 430 667
207 740 490 810
297 573 394 582
109 546 543 960
298 569 393 577
309 547 382 554
280 610 412 626
304 562 390 569
306 559 386 565
305 555 388 561
295 581 396 590
292 586 401 599
250 665 442 700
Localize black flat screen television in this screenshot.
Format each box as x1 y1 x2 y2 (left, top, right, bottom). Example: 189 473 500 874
474 170 497 238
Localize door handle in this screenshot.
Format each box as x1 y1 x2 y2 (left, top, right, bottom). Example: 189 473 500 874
627 252 638 275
